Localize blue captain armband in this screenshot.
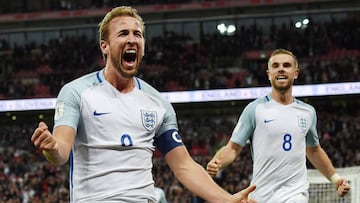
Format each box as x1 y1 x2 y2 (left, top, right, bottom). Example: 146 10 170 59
155 129 184 155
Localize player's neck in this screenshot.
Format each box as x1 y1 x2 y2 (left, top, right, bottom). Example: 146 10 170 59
270 91 294 105
104 67 135 93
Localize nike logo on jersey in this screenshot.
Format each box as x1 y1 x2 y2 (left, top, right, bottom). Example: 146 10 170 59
264 119 275 123
93 111 111 116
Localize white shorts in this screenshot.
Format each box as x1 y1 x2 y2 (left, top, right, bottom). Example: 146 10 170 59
285 192 309 203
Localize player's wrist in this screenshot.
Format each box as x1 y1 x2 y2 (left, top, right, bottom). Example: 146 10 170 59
330 173 341 185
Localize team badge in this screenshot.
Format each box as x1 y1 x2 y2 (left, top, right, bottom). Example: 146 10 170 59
54 102 64 120
297 115 307 133
141 110 157 131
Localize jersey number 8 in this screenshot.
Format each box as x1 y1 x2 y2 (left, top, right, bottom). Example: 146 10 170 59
282 134 292 151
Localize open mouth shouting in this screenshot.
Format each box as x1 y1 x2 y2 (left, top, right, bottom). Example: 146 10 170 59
123 49 137 67
113 48 139 78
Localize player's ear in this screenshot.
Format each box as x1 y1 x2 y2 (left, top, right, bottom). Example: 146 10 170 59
294 68 300 79
141 38 146 58
100 39 109 55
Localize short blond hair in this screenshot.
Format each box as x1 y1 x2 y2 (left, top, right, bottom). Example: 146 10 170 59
268 48 298 69
98 6 145 42
98 6 145 61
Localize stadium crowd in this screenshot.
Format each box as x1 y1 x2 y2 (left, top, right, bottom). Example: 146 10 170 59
0 0 197 14
0 14 359 99
0 101 359 202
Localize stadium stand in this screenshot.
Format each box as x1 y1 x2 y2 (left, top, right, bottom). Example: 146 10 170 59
0 15 359 98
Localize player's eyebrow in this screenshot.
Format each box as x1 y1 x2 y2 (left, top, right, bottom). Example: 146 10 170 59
271 62 292 68
283 62 292 67
271 62 279 67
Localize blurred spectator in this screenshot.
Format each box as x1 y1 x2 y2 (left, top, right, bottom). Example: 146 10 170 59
0 15 359 99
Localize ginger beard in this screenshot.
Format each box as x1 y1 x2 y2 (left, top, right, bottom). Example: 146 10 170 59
270 74 294 93
110 48 143 78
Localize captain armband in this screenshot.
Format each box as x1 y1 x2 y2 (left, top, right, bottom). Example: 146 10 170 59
155 129 184 155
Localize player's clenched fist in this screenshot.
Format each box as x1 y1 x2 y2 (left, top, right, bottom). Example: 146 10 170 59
207 158 222 177
335 178 351 197
31 121 58 151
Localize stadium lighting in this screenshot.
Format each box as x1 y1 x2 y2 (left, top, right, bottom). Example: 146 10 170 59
217 23 236 35
217 23 227 34
303 18 309 25
227 25 236 34
295 18 310 29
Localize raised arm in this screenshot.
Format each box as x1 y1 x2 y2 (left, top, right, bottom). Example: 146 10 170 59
31 121 75 166
207 141 243 177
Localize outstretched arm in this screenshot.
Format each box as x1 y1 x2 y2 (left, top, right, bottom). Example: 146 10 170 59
306 145 350 197
165 145 256 203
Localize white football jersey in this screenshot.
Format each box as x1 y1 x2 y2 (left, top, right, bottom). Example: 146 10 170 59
54 69 182 203
231 95 319 203
154 187 168 203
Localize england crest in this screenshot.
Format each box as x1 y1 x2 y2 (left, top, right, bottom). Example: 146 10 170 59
297 115 307 133
141 110 157 131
